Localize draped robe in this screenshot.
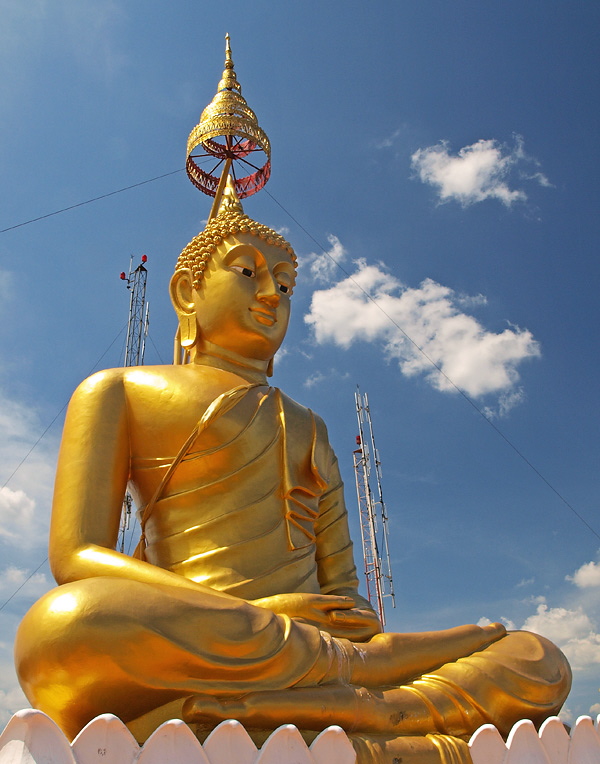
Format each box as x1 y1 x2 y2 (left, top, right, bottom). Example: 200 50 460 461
136 386 363 603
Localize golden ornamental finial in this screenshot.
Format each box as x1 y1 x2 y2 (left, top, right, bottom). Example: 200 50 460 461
225 33 233 66
186 34 271 209
218 33 241 94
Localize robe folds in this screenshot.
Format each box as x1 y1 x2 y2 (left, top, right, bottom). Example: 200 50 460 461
135 386 363 603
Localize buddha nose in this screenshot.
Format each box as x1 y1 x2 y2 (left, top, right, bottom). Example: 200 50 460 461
257 271 280 307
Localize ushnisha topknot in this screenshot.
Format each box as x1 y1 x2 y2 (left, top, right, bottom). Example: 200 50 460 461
176 211 297 290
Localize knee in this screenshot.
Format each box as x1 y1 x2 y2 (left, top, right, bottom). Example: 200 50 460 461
15 579 124 687
505 631 571 678
489 630 572 708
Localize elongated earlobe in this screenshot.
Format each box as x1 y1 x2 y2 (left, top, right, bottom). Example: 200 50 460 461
170 269 198 362
266 357 274 377
180 315 197 349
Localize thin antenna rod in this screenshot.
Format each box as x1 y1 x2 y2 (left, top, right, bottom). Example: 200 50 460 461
352 387 396 627
363 392 396 608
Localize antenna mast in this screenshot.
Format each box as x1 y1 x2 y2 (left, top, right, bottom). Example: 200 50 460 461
118 255 150 552
353 388 396 627
121 255 150 367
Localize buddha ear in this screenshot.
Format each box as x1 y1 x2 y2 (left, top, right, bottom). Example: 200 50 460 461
170 269 195 315
170 269 197 349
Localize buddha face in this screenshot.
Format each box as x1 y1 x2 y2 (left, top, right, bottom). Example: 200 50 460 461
172 232 296 364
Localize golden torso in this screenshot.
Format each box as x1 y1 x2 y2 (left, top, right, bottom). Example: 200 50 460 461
125 364 331 599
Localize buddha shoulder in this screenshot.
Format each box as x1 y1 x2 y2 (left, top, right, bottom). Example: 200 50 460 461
72 364 254 407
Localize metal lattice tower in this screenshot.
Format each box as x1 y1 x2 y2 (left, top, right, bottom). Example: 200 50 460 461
118 256 150 552
122 256 150 367
353 388 396 627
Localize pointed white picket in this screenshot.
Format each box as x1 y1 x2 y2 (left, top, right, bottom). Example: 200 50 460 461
202 719 257 764
568 716 600 764
469 722 507 764
309 725 355 764
0 709 75 764
539 717 570 764
505 720 551 764
255 725 314 764
71 713 140 764
138 719 209 764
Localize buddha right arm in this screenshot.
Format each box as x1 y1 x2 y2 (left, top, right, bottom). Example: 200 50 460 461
49 369 240 602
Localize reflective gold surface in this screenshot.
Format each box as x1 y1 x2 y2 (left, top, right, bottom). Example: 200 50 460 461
14 154 571 763
14 217 571 761
186 35 271 200
187 34 271 160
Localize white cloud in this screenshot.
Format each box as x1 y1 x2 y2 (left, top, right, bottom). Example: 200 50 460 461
0 619 30 727
300 235 347 284
411 137 549 207
374 128 403 149
522 171 553 188
304 371 327 389
455 293 488 309
516 577 535 588
0 391 58 727
590 703 600 716
568 561 600 589
478 615 516 631
0 669 28 729
0 489 37 544
483 387 526 420
559 706 574 724
0 566 48 598
303 368 350 389
305 260 540 408
0 392 57 548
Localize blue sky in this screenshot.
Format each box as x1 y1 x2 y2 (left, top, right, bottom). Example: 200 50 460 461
0 0 599 728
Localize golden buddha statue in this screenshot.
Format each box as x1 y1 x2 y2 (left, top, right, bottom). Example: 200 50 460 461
14 39 571 764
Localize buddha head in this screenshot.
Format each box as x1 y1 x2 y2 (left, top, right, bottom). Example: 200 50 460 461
170 209 297 373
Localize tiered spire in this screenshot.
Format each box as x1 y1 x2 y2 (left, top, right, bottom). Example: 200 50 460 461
186 34 271 215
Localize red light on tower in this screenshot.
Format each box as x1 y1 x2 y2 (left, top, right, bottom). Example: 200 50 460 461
141 255 147 263
120 272 126 280
356 435 361 446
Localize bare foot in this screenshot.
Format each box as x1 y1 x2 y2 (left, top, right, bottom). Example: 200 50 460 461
350 623 506 687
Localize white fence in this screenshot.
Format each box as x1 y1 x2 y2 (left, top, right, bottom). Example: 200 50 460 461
469 715 600 764
1 708 600 763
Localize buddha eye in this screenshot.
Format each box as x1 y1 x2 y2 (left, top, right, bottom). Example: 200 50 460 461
231 265 256 278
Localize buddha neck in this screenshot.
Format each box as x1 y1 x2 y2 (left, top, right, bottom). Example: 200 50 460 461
192 343 270 385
